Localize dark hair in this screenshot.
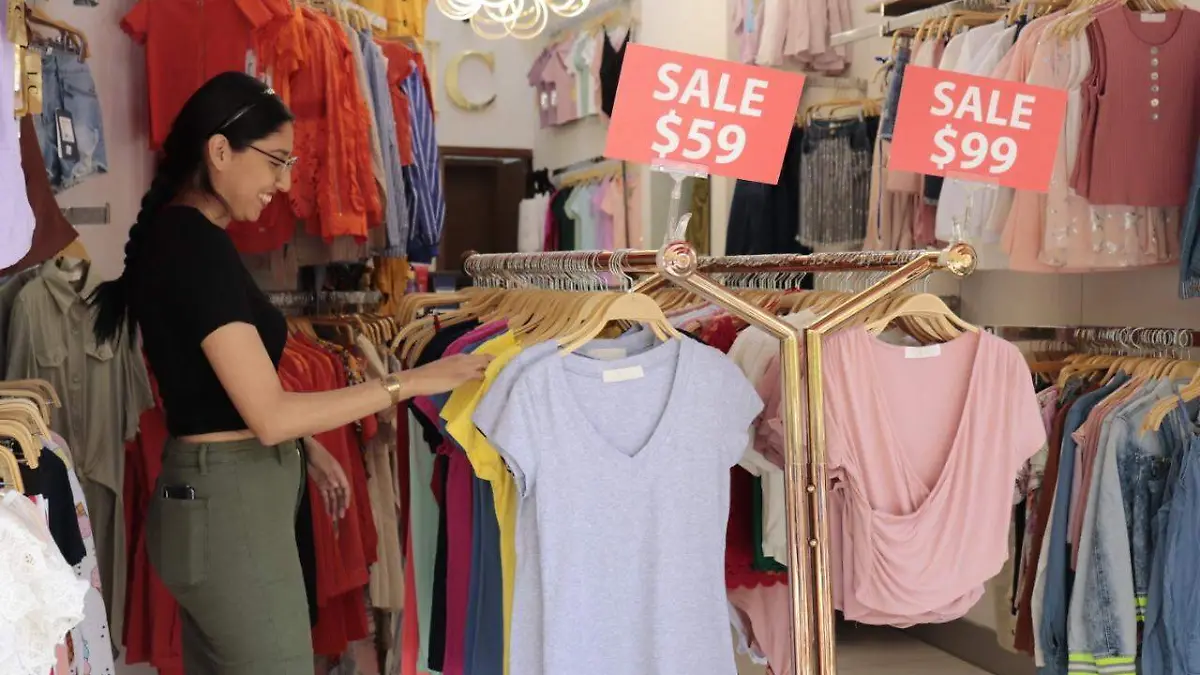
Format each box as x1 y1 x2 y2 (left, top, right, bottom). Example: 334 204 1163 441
89 71 294 345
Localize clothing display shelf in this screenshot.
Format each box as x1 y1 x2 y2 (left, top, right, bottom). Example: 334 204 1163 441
463 240 979 675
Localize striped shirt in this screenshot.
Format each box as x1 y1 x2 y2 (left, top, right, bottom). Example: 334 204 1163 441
359 32 410 255
400 61 443 262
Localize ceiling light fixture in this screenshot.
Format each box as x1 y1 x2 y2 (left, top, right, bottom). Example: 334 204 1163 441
439 0 592 39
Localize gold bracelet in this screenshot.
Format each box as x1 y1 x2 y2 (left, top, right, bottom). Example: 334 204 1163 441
381 373 404 405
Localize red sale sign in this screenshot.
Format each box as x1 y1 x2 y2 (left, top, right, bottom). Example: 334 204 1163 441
603 44 806 185
889 66 1068 193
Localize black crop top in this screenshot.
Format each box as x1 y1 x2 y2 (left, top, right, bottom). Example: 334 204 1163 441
130 206 288 437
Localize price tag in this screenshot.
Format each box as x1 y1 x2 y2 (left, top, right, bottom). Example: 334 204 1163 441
603 44 806 185
889 66 1068 193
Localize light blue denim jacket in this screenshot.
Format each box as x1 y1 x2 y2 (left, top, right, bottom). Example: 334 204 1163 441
1066 380 1172 675
1038 375 1129 675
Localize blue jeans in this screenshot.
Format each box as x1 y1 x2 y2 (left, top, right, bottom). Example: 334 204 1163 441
880 41 911 141
33 51 108 193
1178 138 1200 298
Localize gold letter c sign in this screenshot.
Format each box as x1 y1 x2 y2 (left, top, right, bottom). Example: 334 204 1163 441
446 50 497 112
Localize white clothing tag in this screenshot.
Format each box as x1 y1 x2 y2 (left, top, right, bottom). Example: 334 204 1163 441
1140 12 1167 21
904 344 942 359
245 49 258 76
587 348 627 360
602 366 645 383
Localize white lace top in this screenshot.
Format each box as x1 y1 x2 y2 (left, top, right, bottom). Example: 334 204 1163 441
0 490 89 675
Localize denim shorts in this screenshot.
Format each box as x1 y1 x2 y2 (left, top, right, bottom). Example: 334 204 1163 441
33 50 107 193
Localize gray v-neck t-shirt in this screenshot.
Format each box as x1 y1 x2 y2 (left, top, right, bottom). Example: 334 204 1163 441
478 337 762 674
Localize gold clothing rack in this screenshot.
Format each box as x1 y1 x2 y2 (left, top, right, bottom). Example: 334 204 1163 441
464 241 978 675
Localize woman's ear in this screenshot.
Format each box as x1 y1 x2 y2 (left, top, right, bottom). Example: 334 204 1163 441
206 134 232 171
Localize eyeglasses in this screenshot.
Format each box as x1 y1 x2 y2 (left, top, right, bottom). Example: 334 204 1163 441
247 145 298 176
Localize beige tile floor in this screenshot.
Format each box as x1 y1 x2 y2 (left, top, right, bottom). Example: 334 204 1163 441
736 624 993 674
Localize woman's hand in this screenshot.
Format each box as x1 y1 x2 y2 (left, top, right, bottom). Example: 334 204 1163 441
303 436 350 520
401 353 492 399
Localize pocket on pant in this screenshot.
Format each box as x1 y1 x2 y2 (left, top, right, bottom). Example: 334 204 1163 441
153 497 210 589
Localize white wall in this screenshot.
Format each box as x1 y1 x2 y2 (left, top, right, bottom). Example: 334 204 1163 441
425 10 542 148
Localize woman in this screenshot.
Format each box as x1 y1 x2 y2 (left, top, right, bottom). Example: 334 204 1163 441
89 72 490 673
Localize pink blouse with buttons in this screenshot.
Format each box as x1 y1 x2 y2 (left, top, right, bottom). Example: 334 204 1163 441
1085 7 1200 207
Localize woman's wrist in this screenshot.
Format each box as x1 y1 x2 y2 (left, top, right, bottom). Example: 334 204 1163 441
380 373 405 405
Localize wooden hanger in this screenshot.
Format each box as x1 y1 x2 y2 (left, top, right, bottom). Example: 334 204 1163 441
803 98 882 124
1143 364 1200 431
557 163 622 187
864 293 978 338
1 379 59 408
56 238 90 262
27 6 89 59
0 419 40 469
557 291 681 354
0 389 51 427
0 399 51 440
0 439 21 491
393 288 495 362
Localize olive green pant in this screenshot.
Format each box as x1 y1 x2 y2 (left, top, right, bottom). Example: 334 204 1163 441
146 437 311 674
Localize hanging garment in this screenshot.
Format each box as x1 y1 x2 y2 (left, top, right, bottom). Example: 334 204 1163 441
811 329 1045 625
2 116 78 277
477 337 762 675
51 436 118 675
6 261 154 642
34 51 108 193
1085 7 1200 207
798 116 878 249
0 490 89 675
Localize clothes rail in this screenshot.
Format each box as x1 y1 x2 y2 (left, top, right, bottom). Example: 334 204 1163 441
463 241 978 675
464 247 962 280
266 290 383 309
986 325 1200 349
550 156 611 176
